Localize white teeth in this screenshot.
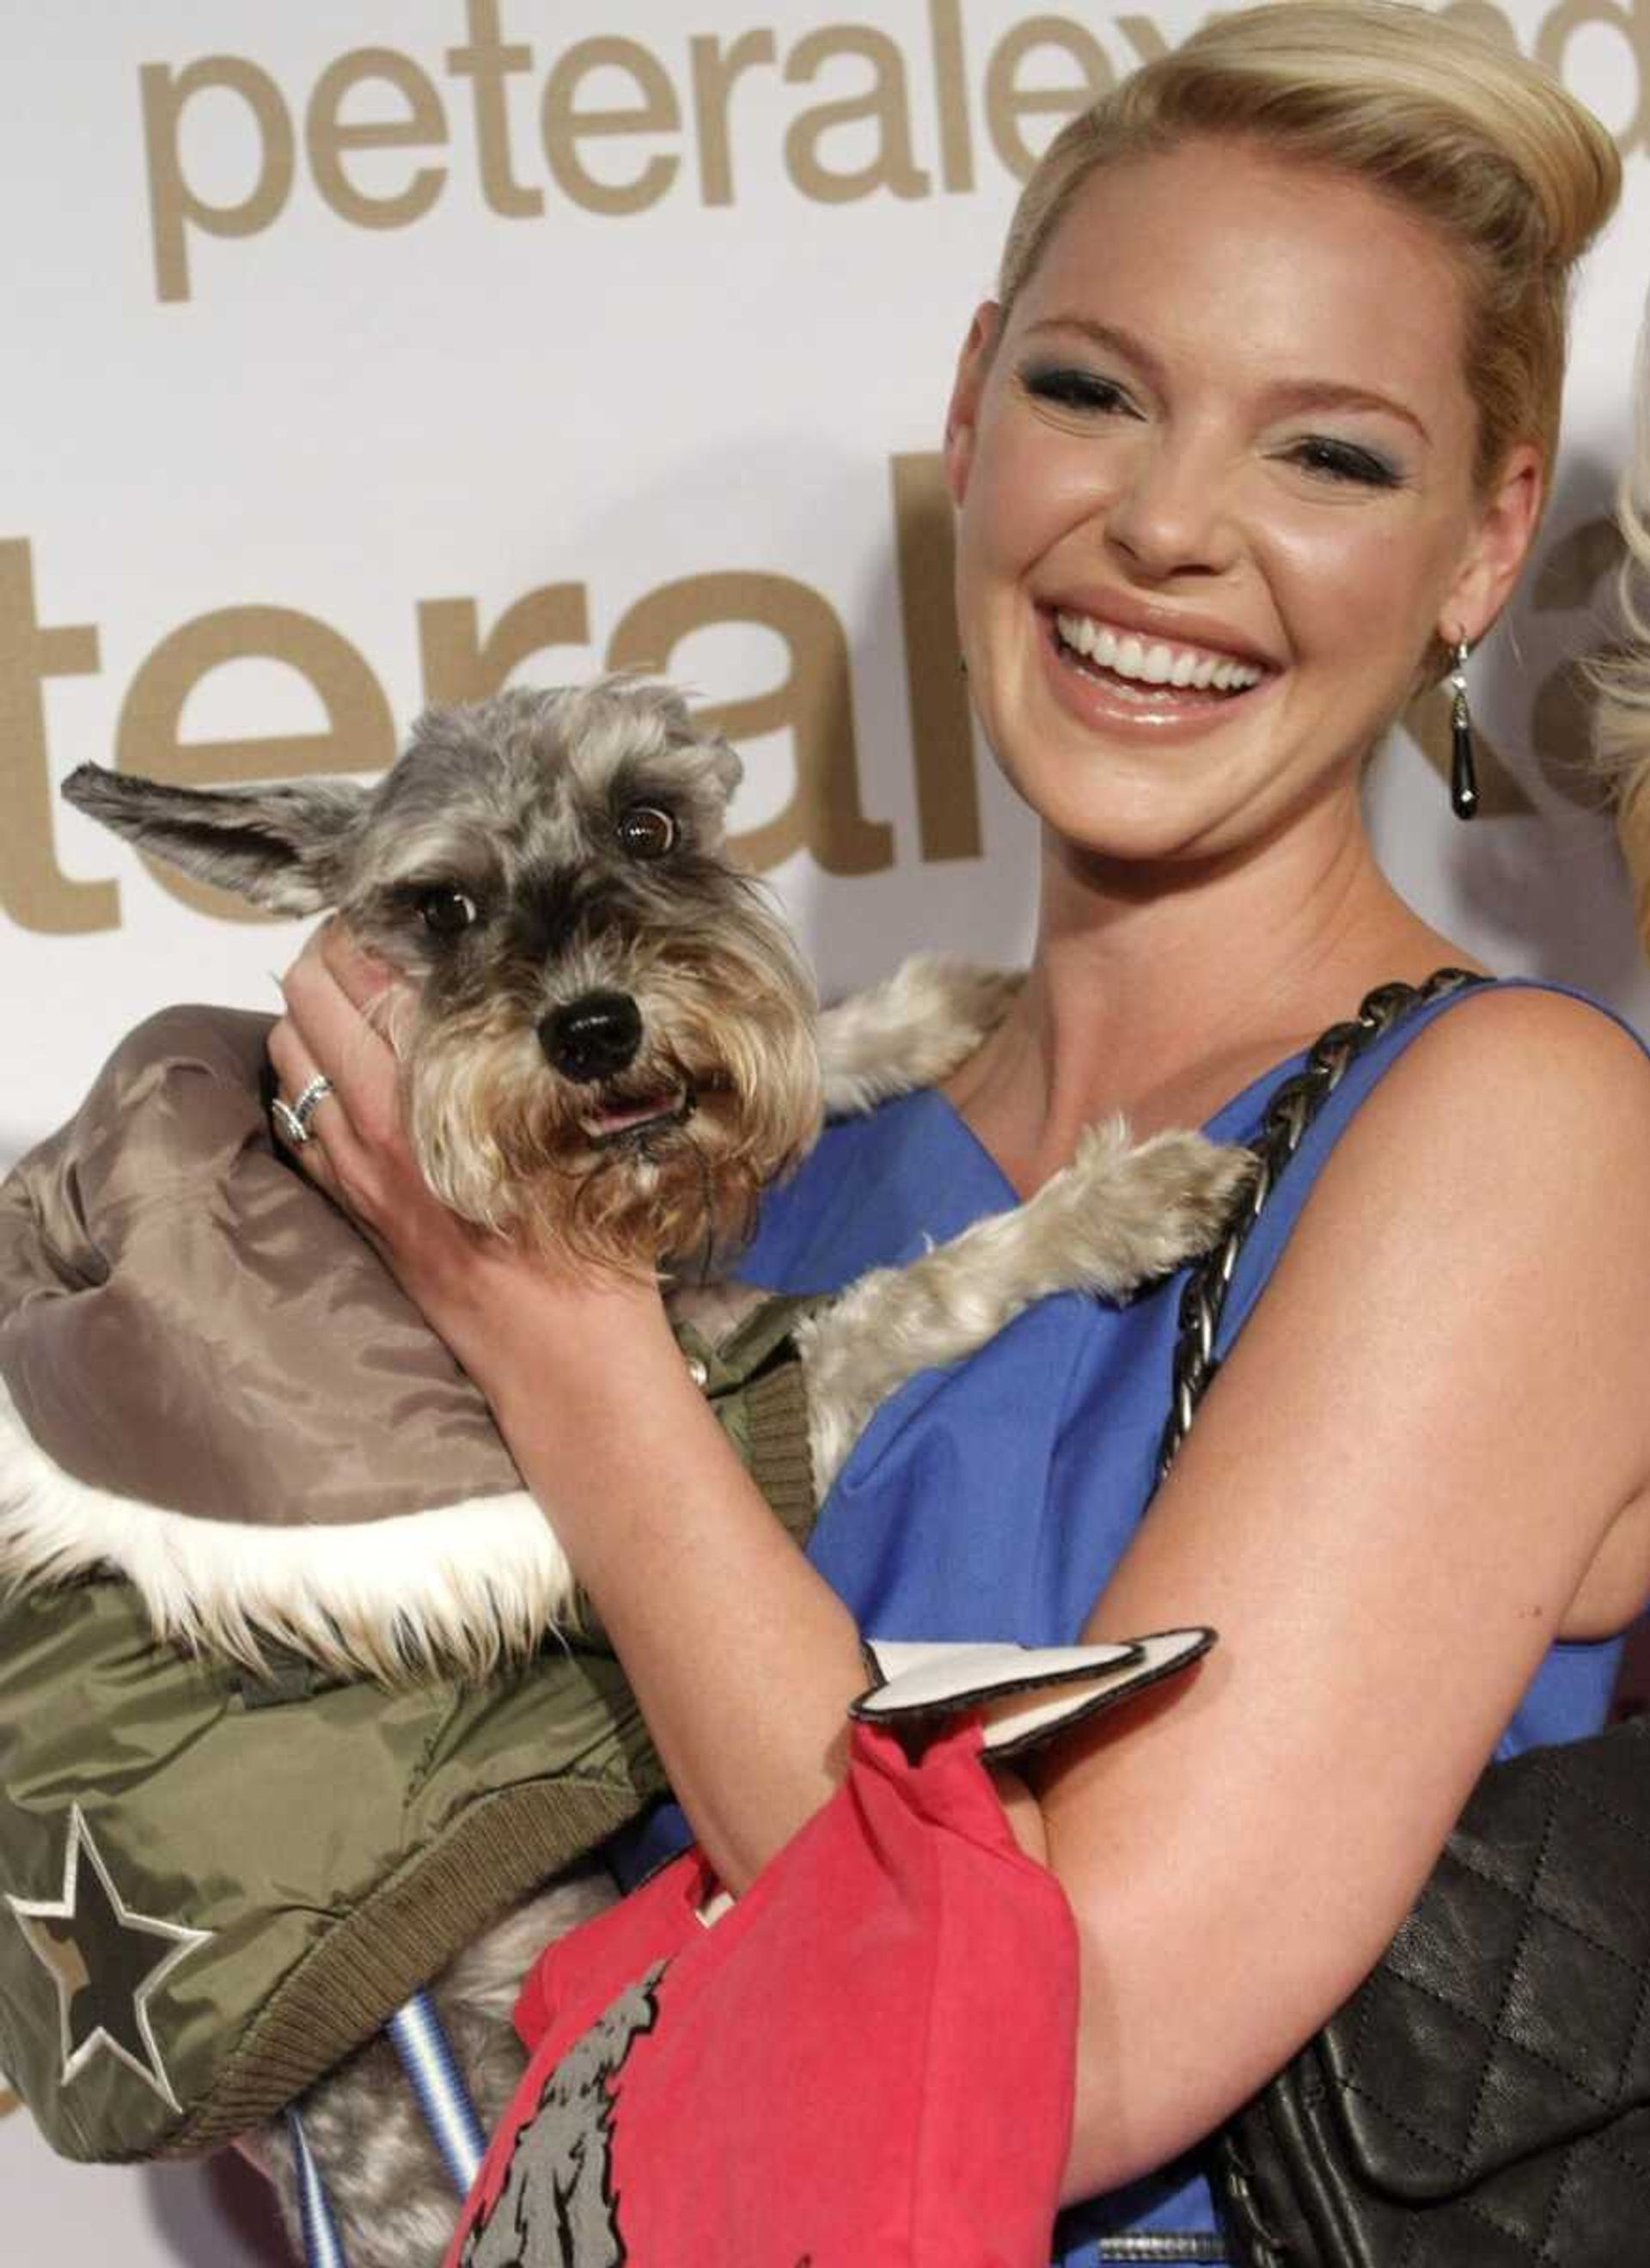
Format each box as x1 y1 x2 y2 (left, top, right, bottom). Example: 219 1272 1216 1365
1054 609 1263 694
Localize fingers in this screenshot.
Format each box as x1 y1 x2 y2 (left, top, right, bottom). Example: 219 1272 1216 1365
266 1022 338 1134
266 1016 347 1196
280 927 402 1148
320 920 404 1023
270 923 415 1233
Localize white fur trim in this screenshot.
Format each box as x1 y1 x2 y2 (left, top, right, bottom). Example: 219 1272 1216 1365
0 1382 575 1684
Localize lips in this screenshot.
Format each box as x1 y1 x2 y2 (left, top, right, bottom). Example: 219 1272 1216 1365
1040 601 1278 729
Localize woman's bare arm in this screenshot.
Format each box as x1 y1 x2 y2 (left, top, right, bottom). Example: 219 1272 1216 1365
275 942 1650 2204
272 930 876 1877
1032 987 1650 2197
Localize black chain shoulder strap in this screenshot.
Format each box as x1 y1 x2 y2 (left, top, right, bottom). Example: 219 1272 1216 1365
1154 966 1489 1484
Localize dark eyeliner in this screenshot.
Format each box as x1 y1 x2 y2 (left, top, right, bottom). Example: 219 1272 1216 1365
1290 436 1404 489
1018 361 1134 415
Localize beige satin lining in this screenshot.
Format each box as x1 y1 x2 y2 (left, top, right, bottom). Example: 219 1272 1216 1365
0 1004 519 1529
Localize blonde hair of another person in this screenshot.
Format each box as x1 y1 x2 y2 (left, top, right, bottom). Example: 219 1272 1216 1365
1593 315 1650 944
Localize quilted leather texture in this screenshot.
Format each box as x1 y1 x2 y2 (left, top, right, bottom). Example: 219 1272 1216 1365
1220 1719 1650 2265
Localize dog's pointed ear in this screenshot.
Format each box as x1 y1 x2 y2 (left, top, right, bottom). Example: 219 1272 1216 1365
61 765 371 914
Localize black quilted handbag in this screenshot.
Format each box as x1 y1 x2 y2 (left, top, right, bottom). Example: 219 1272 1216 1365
1157 972 1650 2268
1216 1722 1650 2266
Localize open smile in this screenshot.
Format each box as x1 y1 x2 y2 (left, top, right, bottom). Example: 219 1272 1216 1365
1042 604 1279 730
1055 608 1266 692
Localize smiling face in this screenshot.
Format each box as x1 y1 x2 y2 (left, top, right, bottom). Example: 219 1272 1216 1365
945 136 1541 869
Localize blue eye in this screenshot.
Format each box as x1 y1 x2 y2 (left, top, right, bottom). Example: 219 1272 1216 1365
1286 437 1403 489
1020 364 1138 417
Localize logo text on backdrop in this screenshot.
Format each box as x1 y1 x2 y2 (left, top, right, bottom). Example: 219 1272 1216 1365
138 0 1648 303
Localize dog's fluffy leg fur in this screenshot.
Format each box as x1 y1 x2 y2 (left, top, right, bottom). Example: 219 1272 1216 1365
260 1868 616 2268
798 1122 1254 1494
816 954 1023 1114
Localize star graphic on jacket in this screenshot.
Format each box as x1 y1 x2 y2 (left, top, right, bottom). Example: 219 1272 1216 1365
4 1805 211 2112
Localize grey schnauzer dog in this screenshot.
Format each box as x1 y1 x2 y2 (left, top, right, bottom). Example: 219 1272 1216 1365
70 679 828 1279
63 676 1250 2267
64 676 1250 1517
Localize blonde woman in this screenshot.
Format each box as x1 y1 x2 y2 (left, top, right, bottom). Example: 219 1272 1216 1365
272 8 1650 2260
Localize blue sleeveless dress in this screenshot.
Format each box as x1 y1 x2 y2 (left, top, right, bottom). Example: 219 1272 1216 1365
617 977 1644 2264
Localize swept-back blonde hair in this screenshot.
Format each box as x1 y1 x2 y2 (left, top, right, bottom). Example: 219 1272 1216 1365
1593 318 1650 944
996 0 1620 502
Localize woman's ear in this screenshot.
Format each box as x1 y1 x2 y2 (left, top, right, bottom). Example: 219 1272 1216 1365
944 302 1002 508
1438 442 1543 647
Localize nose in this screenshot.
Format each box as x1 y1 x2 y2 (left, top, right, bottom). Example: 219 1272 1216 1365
539 992 643 1082
1103 432 1239 582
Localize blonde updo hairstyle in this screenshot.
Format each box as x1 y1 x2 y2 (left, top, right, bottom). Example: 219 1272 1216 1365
997 0 1620 514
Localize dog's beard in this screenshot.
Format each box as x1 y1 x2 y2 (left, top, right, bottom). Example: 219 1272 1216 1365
402 932 822 1276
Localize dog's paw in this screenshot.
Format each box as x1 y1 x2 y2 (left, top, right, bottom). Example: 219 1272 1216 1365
1096 1125 1255 1262
1048 1121 1253 1291
817 955 1022 1112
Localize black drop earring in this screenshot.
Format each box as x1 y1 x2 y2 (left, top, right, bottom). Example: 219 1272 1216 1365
1447 639 1478 820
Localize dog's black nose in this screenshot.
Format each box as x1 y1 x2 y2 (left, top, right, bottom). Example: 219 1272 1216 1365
540 992 643 1082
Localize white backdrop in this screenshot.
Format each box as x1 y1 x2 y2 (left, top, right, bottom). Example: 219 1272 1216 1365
3 2 1648 2259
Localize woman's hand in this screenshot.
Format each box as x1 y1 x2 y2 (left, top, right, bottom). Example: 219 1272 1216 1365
267 920 871 1881
268 923 663 1387
268 925 492 1348
269 924 416 1247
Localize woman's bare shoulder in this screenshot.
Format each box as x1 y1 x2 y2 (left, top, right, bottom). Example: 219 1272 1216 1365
1307 981 1650 1257
1229 982 1650 1496
1296 980 1650 1225
1372 979 1650 1110
1028 980 1650 2193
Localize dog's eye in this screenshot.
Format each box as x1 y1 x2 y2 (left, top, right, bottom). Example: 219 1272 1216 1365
418 886 479 938
617 805 677 860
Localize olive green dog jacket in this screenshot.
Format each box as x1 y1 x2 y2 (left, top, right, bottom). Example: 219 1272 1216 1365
0 1007 817 2159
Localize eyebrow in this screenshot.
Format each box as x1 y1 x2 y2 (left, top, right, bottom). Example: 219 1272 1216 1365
1021 315 1433 447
